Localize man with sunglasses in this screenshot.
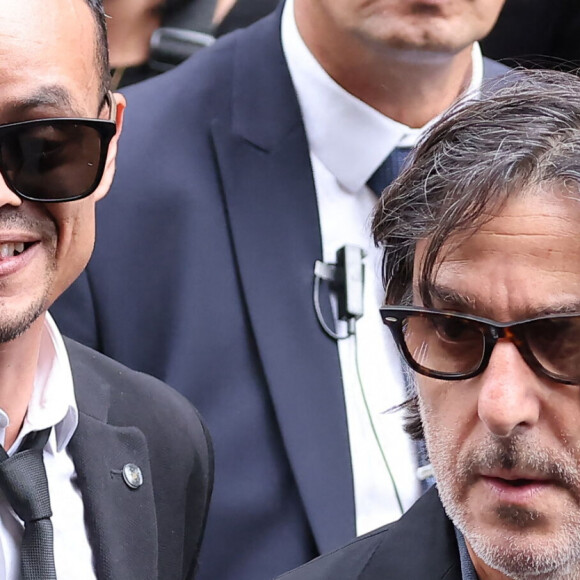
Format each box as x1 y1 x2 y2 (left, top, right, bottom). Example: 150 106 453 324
0 1 212 578
278 69 580 579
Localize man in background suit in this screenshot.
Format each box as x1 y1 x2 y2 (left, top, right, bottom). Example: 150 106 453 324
52 0 508 578
278 68 580 580
0 1 212 578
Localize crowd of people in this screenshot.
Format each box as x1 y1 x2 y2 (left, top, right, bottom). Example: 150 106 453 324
0 0 578 579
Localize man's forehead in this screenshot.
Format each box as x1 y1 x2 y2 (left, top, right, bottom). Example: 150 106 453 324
0 0 100 115
414 187 580 267
0 0 96 44
411 191 580 317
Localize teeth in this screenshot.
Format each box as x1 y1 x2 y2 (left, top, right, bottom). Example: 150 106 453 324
0 243 25 258
0 244 14 258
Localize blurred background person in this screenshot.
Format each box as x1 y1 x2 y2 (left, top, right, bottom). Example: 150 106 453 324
104 0 580 90
482 0 580 69
106 0 279 87
106 0 216 87
214 0 278 36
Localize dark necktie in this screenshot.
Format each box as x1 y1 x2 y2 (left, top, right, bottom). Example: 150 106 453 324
0 427 57 580
367 146 413 197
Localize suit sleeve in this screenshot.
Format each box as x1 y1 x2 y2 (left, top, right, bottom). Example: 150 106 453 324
184 408 214 579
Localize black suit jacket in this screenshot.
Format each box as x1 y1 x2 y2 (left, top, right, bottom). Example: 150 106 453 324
277 487 462 580
65 339 213 579
51 6 508 579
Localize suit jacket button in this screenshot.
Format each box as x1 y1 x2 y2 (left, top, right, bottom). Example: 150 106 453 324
122 463 144 489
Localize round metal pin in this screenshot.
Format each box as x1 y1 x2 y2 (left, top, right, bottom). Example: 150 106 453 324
122 463 144 489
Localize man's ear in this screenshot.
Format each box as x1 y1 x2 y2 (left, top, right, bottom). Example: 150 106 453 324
94 92 127 202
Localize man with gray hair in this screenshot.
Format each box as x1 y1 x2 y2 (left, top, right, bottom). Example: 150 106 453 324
278 69 580 579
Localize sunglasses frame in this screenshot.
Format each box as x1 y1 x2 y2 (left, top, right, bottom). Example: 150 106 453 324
0 91 117 203
380 305 580 385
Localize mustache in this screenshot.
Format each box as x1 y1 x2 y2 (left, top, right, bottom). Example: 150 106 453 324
460 435 580 491
0 208 56 237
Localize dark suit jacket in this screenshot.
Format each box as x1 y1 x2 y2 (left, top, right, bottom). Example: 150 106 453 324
65 339 213 579
215 0 280 37
277 487 462 580
51 6 508 579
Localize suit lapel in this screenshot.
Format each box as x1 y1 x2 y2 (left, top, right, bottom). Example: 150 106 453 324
210 8 355 553
67 344 158 580
364 488 462 579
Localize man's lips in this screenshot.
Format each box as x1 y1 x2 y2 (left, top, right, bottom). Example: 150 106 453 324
0 238 38 259
406 0 453 13
0 232 40 246
478 470 559 504
0 233 41 256
0 238 41 276
480 468 552 483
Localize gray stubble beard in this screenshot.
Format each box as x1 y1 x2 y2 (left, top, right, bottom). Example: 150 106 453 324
419 396 580 580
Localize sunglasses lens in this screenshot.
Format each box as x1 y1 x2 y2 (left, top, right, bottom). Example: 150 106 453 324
0 121 105 201
527 317 580 381
403 313 485 376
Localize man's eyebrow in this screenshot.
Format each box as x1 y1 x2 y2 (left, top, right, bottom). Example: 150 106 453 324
422 282 580 317
533 302 580 316
8 86 79 115
421 283 474 310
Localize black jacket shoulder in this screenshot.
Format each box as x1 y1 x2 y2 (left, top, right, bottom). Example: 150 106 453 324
277 487 462 580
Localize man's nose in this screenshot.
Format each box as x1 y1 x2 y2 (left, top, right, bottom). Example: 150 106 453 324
0 174 22 208
477 340 541 437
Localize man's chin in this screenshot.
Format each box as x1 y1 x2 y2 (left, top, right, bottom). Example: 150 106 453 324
0 301 48 344
461 519 580 580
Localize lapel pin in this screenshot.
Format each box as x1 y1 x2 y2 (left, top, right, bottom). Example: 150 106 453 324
122 463 144 489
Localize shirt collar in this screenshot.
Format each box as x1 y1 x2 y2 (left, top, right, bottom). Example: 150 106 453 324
4 313 78 455
281 0 484 194
455 527 480 580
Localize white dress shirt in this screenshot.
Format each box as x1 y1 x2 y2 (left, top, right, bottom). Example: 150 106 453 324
281 0 483 535
0 313 96 579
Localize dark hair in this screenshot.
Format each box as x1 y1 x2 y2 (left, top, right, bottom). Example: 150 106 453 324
372 69 580 440
85 0 111 97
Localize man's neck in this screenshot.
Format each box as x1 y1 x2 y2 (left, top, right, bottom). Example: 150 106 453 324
295 6 474 128
330 50 473 128
0 317 44 449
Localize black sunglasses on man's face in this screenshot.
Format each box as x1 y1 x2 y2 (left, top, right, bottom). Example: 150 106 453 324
0 91 117 203
381 305 580 385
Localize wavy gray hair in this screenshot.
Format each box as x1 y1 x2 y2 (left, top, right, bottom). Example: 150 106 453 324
372 69 580 440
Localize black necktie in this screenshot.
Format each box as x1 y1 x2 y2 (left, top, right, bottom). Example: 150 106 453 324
0 428 57 580
367 146 413 197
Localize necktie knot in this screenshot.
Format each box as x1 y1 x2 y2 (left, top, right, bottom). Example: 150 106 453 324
0 447 53 522
0 427 56 579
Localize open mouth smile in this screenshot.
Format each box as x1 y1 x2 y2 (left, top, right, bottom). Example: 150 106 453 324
0 242 35 258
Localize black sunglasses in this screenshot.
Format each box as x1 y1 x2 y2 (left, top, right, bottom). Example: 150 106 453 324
380 305 580 385
0 92 117 203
